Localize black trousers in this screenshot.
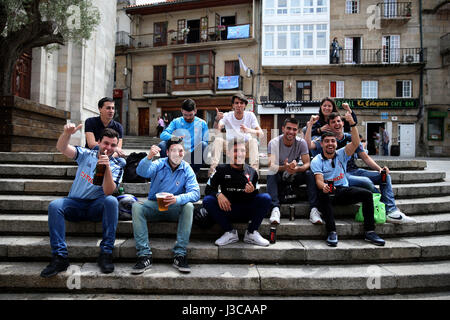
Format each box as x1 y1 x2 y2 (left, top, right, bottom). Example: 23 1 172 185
318 186 375 233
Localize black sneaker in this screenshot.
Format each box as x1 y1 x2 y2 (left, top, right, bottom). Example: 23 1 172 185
40 255 70 278
173 255 191 273
131 255 152 275
326 231 338 247
97 252 114 274
365 231 385 246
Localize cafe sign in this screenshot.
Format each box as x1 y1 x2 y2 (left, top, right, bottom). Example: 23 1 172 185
335 98 419 109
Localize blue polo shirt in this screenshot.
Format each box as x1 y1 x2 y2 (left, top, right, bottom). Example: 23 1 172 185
310 147 351 187
136 157 200 205
159 116 209 153
85 116 123 148
68 147 124 199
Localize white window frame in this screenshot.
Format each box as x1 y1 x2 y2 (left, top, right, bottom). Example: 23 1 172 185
277 0 288 15
330 81 345 98
397 80 412 98
362 80 378 98
345 0 359 14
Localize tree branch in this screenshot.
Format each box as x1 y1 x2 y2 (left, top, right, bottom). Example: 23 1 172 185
0 1 7 35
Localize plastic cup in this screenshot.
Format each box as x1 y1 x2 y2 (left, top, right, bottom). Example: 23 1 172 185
156 192 172 212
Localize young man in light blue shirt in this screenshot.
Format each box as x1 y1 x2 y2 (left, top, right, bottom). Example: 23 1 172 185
310 113 385 247
159 98 209 173
41 126 124 278
131 138 200 274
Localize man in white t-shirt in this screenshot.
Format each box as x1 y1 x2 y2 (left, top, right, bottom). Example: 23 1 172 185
209 93 263 176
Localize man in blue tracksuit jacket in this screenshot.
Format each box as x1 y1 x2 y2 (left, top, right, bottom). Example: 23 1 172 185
131 138 200 274
159 98 209 173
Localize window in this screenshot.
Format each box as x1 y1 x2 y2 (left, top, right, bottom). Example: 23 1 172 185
428 111 446 141
396 80 412 98
269 80 284 101
296 81 312 100
290 25 301 56
264 26 275 56
317 0 327 13
290 0 301 14
225 60 240 76
277 0 288 14
316 26 327 55
330 81 344 98
265 0 275 15
277 25 288 56
304 0 314 13
173 51 215 90
303 25 314 56
362 81 378 98
345 0 359 14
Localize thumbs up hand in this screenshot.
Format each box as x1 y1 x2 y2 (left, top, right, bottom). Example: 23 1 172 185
215 108 224 122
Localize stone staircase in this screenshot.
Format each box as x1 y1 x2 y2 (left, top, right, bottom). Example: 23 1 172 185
0 149 450 297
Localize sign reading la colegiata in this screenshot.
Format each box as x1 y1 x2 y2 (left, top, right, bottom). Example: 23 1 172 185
335 98 419 109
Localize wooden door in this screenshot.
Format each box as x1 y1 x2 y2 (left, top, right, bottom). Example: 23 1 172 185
12 51 32 99
260 114 275 144
154 22 167 47
153 65 167 94
138 108 149 136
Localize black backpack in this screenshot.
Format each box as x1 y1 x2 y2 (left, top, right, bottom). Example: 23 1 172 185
123 152 149 183
193 207 215 229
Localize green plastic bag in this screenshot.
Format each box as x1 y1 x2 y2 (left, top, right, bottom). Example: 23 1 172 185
355 193 386 224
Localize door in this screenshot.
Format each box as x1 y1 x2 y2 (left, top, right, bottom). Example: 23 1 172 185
383 35 400 63
138 108 149 136
187 19 200 43
345 37 361 64
12 51 32 99
200 16 208 42
153 65 167 94
384 0 397 17
220 15 236 40
399 124 415 157
154 22 167 47
260 115 275 145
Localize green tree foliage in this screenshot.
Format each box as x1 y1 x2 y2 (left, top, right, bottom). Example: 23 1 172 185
0 0 101 95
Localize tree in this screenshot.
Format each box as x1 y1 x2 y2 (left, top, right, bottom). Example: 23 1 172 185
0 0 100 96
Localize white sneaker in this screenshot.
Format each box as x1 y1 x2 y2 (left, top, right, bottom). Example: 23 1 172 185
309 207 324 225
243 230 270 247
386 210 417 224
215 229 239 246
269 207 281 225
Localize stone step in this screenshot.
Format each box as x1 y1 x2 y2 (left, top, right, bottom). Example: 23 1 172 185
2 194 450 217
0 152 428 170
0 164 444 183
1 178 449 199
1 235 450 265
0 213 449 239
1 260 449 295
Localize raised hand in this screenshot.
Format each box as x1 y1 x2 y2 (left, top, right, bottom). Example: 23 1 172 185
148 145 161 159
215 108 224 121
64 122 82 136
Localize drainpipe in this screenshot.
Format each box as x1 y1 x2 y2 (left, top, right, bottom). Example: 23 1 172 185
417 0 426 155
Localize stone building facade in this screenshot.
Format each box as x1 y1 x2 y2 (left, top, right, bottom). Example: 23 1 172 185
121 0 260 136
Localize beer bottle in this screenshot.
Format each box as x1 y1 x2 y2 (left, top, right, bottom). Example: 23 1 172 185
93 162 106 186
118 186 125 195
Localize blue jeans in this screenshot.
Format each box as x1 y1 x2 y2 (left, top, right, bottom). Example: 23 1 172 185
48 196 119 257
158 140 208 173
132 200 194 257
266 170 318 209
346 168 397 213
202 193 272 233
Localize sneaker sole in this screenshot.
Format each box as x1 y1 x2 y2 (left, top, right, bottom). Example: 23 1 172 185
364 238 386 246
243 238 270 247
387 218 416 225
131 265 152 275
173 264 191 273
40 266 69 278
310 219 324 225
326 242 338 247
215 238 239 246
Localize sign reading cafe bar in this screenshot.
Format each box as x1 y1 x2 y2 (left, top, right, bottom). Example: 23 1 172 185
335 98 419 109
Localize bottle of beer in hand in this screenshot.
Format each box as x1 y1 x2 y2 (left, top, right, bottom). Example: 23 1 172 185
93 162 106 186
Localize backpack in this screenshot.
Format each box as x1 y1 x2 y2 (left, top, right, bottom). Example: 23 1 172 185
123 152 149 183
193 207 215 229
355 193 386 224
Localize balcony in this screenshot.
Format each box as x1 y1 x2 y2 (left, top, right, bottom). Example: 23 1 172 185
143 80 172 97
116 31 131 47
377 2 412 26
331 48 426 65
130 24 252 50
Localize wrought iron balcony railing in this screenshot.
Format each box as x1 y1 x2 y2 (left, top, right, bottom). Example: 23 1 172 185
143 80 172 96
330 48 426 65
116 31 131 47
377 2 412 18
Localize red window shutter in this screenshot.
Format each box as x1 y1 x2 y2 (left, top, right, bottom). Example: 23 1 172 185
330 81 336 97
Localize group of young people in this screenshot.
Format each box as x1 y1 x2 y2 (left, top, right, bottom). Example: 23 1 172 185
40 94 416 278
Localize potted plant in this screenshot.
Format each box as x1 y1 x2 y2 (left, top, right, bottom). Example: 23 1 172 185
181 27 190 43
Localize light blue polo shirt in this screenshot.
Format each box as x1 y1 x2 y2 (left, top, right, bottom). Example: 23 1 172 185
68 147 124 199
159 116 209 153
310 147 351 187
136 157 200 205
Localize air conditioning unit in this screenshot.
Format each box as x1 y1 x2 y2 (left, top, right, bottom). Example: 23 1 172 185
403 54 420 63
